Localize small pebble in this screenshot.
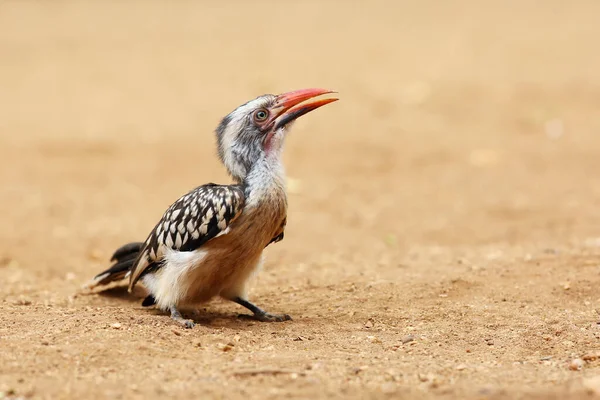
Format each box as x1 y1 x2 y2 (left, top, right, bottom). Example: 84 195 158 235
171 329 181 336
217 343 234 352
111 323 122 329
1 388 16 397
352 366 368 374
456 364 467 371
418 373 434 382
569 358 584 371
401 335 415 344
14 298 32 306
367 335 381 344
364 319 375 329
193 340 202 347
65 272 76 281
583 352 600 361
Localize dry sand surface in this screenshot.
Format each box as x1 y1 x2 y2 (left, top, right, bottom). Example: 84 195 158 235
2 1 600 399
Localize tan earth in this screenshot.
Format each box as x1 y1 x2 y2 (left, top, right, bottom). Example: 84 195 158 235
2 1 600 399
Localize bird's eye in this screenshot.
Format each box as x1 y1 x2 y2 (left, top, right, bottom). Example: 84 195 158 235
253 109 269 122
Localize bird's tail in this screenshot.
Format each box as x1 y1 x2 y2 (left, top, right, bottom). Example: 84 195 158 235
83 242 144 290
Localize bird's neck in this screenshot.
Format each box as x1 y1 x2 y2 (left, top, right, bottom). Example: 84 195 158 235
242 154 286 205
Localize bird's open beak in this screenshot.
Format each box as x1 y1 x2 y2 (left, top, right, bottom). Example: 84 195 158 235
270 88 338 130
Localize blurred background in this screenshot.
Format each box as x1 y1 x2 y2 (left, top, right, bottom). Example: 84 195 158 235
1 1 600 399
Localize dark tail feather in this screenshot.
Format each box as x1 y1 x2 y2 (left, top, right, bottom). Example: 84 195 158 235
142 294 156 307
83 242 143 290
110 242 144 262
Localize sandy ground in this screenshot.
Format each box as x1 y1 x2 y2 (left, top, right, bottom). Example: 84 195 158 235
2 1 600 399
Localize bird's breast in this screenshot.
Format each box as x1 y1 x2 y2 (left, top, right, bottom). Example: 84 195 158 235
240 191 287 245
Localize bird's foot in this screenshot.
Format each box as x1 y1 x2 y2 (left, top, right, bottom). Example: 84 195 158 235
170 307 195 329
239 312 292 322
233 297 292 323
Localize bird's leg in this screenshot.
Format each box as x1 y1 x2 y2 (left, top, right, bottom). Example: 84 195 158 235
169 306 195 329
233 297 292 322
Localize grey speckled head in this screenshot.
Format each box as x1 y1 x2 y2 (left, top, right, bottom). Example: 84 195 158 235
215 94 277 182
215 89 338 182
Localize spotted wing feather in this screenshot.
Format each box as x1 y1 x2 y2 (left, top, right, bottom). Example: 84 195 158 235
127 183 245 291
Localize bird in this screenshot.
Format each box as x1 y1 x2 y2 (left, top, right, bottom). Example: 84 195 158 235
84 88 338 328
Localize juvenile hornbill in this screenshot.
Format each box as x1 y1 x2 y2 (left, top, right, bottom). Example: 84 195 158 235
84 88 338 328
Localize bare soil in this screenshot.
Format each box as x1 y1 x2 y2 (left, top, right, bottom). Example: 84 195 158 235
2 1 600 399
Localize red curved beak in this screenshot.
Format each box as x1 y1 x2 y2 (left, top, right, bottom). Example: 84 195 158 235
269 88 338 130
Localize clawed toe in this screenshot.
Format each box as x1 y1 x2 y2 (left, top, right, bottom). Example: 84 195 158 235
172 317 195 328
238 312 292 322
170 307 195 328
263 313 292 322
182 319 195 329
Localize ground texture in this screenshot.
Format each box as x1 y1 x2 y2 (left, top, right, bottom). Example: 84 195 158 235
2 1 600 399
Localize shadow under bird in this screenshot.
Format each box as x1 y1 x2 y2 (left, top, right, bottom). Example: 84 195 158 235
84 88 338 328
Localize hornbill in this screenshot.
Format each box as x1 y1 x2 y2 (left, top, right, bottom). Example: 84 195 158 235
84 88 338 328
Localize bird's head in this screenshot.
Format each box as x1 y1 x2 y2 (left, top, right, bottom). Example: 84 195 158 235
216 88 338 182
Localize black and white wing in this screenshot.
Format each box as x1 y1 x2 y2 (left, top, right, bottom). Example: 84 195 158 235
127 183 245 291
